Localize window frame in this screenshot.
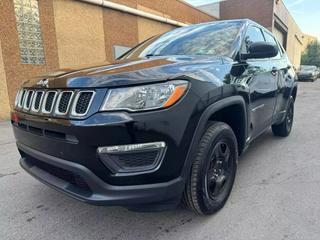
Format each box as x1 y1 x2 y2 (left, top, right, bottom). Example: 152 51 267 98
240 24 266 55
262 30 283 60
237 23 285 61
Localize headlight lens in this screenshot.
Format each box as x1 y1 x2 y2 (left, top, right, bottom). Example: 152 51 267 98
100 80 188 112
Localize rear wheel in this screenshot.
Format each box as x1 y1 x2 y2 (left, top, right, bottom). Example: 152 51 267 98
272 97 294 137
183 122 238 215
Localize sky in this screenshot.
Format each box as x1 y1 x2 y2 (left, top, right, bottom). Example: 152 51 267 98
184 0 320 40
283 0 320 40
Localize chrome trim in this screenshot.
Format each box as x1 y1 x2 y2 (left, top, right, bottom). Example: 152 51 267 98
251 104 265 112
18 89 27 108
97 141 167 175
54 91 74 115
31 91 45 112
71 91 95 117
15 90 21 107
41 91 58 114
98 142 166 154
23 90 35 110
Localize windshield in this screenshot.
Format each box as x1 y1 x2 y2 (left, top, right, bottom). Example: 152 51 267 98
120 21 243 60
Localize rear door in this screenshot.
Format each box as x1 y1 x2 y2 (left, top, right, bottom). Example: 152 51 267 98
263 30 291 122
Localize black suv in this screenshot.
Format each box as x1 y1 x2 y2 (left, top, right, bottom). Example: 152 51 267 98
12 20 297 215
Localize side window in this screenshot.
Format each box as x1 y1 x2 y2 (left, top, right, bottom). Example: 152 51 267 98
263 31 281 58
242 26 265 53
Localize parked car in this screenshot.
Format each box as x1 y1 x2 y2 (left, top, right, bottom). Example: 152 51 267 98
297 65 318 81
12 19 297 215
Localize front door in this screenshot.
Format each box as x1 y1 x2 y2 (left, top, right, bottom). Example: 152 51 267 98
240 25 279 138
246 60 279 137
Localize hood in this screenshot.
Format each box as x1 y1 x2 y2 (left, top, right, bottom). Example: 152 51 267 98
22 56 229 89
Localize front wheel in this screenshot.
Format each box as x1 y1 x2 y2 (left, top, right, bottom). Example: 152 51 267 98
272 97 294 137
182 122 238 215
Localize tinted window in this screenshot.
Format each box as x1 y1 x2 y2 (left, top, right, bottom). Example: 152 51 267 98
242 26 265 53
263 31 281 58
121 21 242 59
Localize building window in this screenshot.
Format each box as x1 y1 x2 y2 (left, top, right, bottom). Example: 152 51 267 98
13 0 45 65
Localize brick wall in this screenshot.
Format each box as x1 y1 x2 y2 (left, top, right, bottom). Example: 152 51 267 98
220 0 274 29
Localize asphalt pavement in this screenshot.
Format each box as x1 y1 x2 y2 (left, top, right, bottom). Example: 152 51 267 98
1 80 320 240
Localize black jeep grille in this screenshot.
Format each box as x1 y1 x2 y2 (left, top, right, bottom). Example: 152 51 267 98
58 92 72 113
75 92 93 115
44 92 56 112
34 91 43 110
19 90 26 107
15 89 95 118
25 91 34 108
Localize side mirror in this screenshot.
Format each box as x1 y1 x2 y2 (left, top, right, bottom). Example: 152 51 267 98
241 42 279 60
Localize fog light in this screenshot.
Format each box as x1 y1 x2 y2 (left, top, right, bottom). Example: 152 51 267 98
97 142 166 174
98 142 166 154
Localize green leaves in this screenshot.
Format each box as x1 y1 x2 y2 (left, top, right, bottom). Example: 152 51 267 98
301 41 320 67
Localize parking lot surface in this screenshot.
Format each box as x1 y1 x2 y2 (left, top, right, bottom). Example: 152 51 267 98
1 81 320 240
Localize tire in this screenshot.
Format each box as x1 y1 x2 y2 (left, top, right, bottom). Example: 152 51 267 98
182 121 238 215
272 96 294 137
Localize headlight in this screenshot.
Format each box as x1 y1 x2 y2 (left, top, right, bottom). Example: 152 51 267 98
100 80 188 112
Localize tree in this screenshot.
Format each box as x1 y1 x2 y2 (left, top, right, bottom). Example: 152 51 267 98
301 41 320 67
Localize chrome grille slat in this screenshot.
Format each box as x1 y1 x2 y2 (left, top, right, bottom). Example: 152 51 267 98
18 89 27 108
16 88 95 118
55 91 73 115
15 90 22 107
31 91 44 112
41 91 57 114
71 91 95 117
23 90 34 110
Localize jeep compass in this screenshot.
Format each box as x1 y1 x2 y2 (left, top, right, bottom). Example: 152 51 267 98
12 19 297 215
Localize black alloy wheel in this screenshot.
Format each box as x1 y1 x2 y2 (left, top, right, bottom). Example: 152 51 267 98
183 121 238 215
205 141 232 200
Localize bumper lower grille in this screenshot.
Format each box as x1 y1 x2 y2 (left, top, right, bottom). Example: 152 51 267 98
22 151 92 196
118 151 159 168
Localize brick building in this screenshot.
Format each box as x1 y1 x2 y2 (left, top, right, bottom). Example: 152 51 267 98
0 0 214 119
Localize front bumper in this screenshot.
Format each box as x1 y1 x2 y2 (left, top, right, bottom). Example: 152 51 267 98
19 142 185 206
12 88 201 206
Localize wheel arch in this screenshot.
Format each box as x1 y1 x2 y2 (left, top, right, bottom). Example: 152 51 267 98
182 96 248 180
